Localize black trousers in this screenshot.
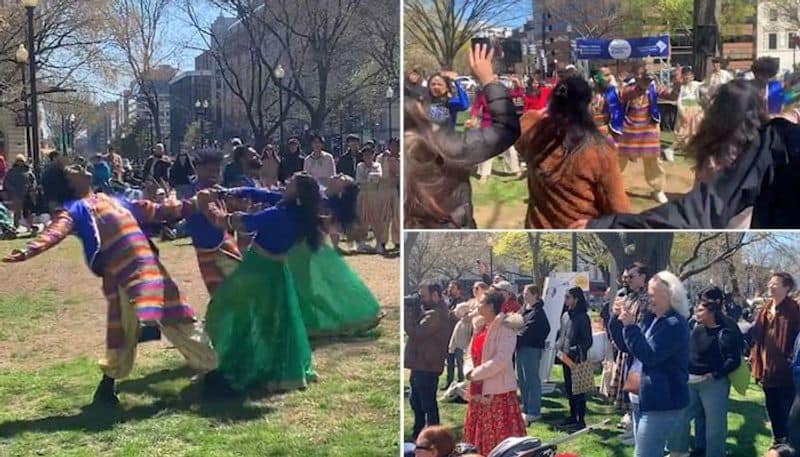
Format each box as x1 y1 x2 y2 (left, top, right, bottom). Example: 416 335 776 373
765 384 795 440
789 391 800 449
445 349 464 387
409 370 440 439
563 364 587 423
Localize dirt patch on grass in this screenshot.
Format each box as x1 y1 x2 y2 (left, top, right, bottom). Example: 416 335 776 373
0 240 398 371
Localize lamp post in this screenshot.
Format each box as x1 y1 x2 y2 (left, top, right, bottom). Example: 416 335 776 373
195 99 209 147
487 236 495 279
69 113 76 154
385 85 394 140
338 102 344 156
15 44 31 160
274 65 286 153
22 0 41 176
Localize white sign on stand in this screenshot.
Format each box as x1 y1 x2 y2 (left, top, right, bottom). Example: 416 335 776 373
539 271 591 384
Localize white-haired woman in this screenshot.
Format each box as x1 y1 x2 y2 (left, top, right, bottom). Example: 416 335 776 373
608 270 691 457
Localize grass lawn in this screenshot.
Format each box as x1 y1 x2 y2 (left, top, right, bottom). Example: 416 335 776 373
0 238 400 456
404 366 775 457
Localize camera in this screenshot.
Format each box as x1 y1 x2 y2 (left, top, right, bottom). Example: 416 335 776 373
404 293 421 308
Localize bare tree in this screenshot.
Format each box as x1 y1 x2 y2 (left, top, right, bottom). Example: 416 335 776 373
547 0 623 39
43 92 100 151
185 0 288 148
404 0 522 70
107 0 182 142
0 0 110 111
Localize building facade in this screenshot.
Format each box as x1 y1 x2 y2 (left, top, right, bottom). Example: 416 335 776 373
755 1 800 75
168 70 214 154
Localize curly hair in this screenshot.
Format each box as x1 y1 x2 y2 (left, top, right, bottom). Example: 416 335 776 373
688 80 769 181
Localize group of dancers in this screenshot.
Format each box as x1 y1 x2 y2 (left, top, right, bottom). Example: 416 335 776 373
2 147 383 404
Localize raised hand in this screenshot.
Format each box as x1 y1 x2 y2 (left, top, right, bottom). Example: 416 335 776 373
469 44 496 87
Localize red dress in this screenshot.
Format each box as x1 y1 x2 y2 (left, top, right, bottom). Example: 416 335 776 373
463 325 527 455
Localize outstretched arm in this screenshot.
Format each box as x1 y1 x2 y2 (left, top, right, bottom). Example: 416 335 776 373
3 210 74 262
128 198 187 224
226 187 283 206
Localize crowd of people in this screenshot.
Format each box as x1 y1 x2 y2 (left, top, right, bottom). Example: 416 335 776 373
405 258 800 457
1 133 400 254
404 43 800 229
0 134 393 405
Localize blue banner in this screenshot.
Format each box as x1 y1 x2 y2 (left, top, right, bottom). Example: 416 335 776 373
576 35 670 60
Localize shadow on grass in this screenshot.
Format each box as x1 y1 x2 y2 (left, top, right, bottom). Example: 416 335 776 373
727 397 771 457
0 368 273 439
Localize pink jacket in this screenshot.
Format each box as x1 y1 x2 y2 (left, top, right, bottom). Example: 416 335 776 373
470 312 524 396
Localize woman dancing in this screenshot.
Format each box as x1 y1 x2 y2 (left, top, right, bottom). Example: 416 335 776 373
215 176 383 338
197 173 324 392
2 164 227 405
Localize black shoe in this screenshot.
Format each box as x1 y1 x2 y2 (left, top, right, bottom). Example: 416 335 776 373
440 382 452 391
558 416 577 427
202 370 239 399
92 375 120 406
560 421 586 432
138 325 162 343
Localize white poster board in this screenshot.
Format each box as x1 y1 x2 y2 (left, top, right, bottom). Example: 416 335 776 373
540 271 590 382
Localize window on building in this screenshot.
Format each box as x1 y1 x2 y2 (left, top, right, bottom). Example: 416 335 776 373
769 8 778 21
791 33 799 49
769 33 778 50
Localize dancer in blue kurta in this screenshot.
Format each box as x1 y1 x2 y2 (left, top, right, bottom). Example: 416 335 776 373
219 175 383 338
198 173 322 392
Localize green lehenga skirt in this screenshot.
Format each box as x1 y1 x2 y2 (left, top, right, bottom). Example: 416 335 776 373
205 249 316 391
287 242 383 338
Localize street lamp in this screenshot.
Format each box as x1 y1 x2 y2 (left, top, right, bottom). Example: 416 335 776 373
274 65 286 153
487 235 495 278
385 85 394 140
15 44 31 160
22 0 41 176
69 113 76 154
195 99 209 147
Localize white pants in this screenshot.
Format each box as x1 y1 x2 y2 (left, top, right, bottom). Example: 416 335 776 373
477 145 521 177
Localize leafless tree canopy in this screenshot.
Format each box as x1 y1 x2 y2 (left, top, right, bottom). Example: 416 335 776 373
404 0 521 70
546 0 623 39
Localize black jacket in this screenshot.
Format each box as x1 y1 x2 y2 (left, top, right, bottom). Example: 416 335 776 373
337 149 360 179
278 153 304 183
518 300 550 349
169 156 196 186
556 308 593 362
143 156 171 183
588 119 797 229
407 82 520 228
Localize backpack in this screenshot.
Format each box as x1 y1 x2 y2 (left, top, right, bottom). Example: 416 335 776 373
487 437 545 457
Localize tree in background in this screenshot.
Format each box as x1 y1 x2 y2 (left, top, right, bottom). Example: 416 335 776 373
404 0 521 70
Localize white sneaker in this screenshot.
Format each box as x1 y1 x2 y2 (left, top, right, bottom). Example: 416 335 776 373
523 413 541 424
653 191 668 204
663 147 675 162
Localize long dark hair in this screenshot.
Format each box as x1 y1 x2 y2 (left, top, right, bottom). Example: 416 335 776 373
520 76 609 179
688 80 769 181
567 286 588 314
404 101 460 227
285 172 323 251
328 178 359 229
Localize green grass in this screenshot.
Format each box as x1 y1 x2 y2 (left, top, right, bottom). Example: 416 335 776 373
0 240 400 457
404 367 774 457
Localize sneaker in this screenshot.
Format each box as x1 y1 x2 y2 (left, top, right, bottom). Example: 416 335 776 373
356 242 373 254
522 414 541 425
653 191 668 204
663 147 676 162
91 375 120 406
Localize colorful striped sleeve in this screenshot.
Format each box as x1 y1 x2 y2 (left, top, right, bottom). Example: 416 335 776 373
24 210 74 259
130 199 186 223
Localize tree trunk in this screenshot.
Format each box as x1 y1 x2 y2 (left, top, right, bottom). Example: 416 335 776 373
404 232 419 292
598 232 674 278
693 0 721 79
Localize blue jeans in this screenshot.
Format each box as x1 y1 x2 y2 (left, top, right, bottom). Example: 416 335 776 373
668 377 730 457
409 370 440 439
516 346 543 417
632 404 682 457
